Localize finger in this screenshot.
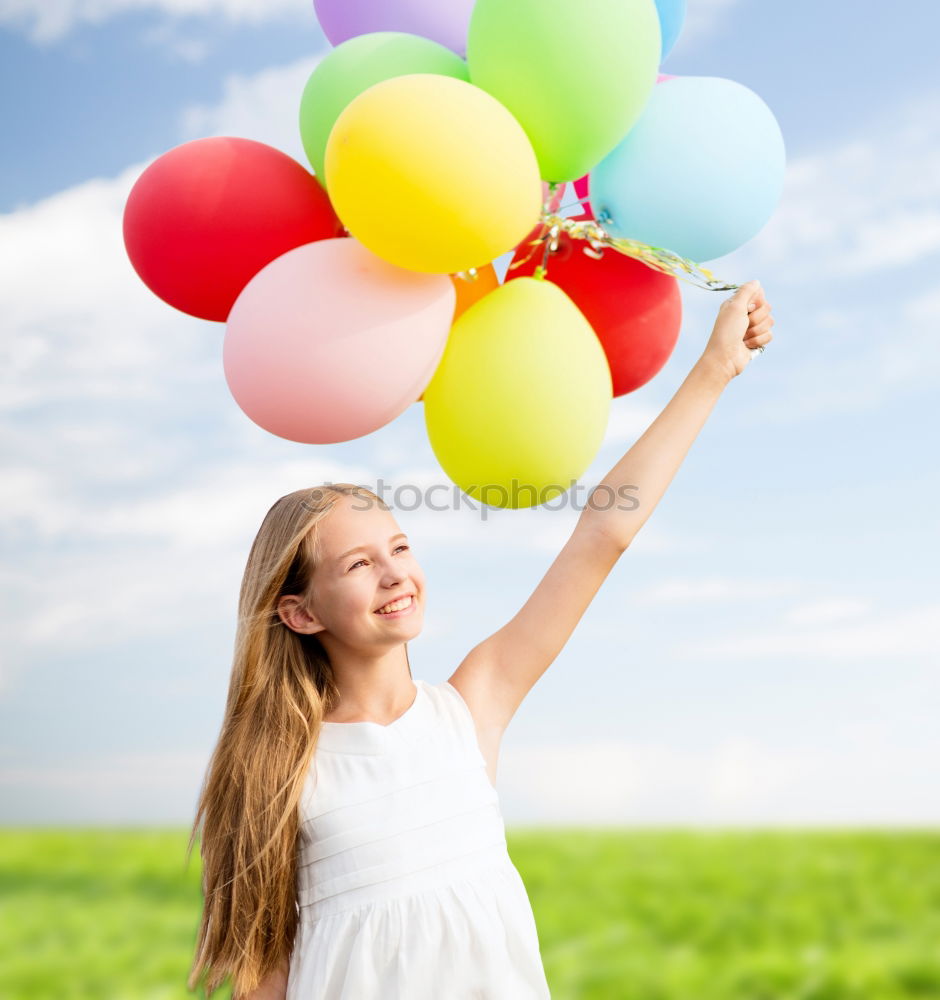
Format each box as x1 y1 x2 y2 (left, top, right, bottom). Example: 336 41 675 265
730 280 762 312
748 289 769 314
748 302 772 323
749 311 775 332
746 320 773 339
736 279 763 302
745 329 774 347
747 319 771 339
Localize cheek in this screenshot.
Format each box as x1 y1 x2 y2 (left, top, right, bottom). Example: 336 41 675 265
344 579 372 604
410 562 427 594
319 582 362 618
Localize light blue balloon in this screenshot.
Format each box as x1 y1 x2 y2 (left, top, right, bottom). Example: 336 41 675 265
591 76 786 263
655 0 686 61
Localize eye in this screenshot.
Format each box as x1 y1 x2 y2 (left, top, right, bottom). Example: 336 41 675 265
347 545 409 572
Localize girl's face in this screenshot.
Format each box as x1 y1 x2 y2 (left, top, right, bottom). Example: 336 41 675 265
301 496 425 647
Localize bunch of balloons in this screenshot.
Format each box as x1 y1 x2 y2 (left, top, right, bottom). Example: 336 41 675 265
123 0 785 509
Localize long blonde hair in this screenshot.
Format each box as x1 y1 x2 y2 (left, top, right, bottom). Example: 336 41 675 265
186 483 403 998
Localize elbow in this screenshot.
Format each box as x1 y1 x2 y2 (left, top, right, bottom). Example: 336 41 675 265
579 509 634 555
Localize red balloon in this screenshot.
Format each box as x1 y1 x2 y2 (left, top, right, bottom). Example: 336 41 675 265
123 137 343 321
508 216 682 397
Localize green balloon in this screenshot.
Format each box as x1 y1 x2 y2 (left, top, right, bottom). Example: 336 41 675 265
299 32 470 184
467 0 661 183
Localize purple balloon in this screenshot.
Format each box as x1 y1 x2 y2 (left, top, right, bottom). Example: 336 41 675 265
313 0 475 56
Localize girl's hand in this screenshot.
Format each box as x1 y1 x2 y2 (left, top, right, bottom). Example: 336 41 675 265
700 279 775 382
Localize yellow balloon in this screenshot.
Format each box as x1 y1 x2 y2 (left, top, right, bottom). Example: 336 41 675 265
423 277 612 509
325 73 542 274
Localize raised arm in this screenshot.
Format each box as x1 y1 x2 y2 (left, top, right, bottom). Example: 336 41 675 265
448 281 774 738
582 280 773 550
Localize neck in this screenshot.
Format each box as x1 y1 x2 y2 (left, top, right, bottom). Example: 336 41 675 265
321 646 414 724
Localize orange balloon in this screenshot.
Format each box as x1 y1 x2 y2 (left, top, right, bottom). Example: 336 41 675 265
417 265 500 402
452 265 500 321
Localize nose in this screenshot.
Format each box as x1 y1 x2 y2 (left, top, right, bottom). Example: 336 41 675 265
378 558 406 587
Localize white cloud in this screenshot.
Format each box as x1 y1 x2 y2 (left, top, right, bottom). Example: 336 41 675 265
741 294 940 421
0 749 212 823
8 722 938 827
0 748 210 792
0 163 215 412
642 576 802 604
2 0 740 49
0 455 380 679
90 456 375 547
498 731 940 827
784 597 874 626
728 94 940 284
180 56 322 166
0 0 304 43
672 602 940 660
140 20 212 62
601 397 661 445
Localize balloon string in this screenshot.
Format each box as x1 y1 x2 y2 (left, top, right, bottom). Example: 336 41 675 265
554 199 590 213
510 220 553 276
508 212 740 291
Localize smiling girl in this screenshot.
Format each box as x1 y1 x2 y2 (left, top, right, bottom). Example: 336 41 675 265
186 280 774 999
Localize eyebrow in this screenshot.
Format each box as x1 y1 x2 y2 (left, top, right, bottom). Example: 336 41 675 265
335 533 408 565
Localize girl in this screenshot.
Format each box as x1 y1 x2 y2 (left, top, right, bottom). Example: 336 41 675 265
187 280 774 999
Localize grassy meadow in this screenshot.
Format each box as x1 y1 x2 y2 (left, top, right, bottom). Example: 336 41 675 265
1 827 938 999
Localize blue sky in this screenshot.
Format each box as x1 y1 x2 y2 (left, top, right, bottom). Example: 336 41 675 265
1 0 937 828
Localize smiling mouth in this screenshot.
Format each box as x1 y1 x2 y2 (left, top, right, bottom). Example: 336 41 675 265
374 595 415 615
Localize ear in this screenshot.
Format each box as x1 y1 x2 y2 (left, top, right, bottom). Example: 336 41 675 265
276 594 325 635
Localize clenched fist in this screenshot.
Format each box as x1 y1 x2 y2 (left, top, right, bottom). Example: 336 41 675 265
701 279 775 381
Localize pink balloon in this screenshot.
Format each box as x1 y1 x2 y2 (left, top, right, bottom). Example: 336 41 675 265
657 73 677 82
224 239 455 444
541 180 567 213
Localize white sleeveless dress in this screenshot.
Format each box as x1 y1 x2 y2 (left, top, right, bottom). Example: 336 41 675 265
286 677 551 999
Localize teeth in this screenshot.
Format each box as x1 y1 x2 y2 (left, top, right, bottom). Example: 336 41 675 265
376 596 413 615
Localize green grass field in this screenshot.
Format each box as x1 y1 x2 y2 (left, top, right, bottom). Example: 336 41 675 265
1 828 938 999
